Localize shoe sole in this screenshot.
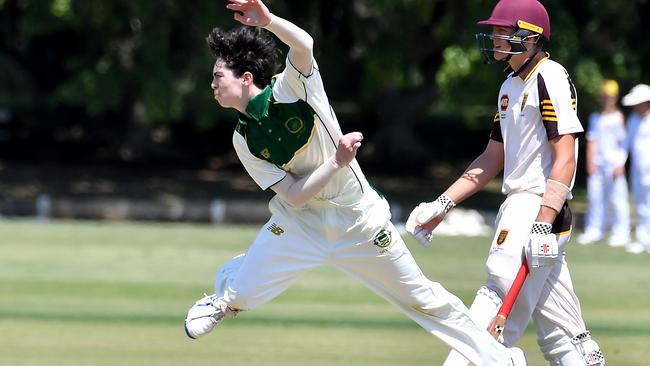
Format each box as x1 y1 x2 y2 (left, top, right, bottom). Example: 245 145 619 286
184 323 197 339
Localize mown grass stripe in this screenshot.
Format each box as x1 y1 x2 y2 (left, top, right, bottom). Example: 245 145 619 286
2 311 649 337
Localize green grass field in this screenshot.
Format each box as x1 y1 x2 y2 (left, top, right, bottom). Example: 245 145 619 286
1 219 648 365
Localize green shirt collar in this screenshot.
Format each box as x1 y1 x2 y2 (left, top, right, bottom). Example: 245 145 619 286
244 82 274 121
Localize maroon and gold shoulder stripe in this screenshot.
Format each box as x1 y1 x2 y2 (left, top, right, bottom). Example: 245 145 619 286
540 99 557 124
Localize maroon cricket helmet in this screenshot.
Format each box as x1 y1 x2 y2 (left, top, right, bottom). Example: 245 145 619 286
478 0 551 41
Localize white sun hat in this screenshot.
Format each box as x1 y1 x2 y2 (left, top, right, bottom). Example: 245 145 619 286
622 84 650 106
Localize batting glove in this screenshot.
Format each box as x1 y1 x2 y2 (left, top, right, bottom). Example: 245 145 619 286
405 195 455 247
526 222 558 268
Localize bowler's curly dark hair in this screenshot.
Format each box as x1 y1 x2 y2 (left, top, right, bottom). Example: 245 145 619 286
206 26 280 89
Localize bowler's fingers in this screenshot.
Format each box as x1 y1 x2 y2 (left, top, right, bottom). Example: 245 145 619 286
226 3 244 14
341 132 363 149
351 131 364 142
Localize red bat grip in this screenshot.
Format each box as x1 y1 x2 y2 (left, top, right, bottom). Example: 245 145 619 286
498 259 530 318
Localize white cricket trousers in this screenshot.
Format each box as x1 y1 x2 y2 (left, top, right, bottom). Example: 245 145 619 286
221 193 512 366
584 166 630 237
487 193 588 357
631 168 650 248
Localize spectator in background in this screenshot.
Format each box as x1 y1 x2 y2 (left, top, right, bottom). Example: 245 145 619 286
621 84 650 254
577 80 631 247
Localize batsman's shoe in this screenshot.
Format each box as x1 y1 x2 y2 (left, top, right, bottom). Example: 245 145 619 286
184 294 236 339
508 347 527 366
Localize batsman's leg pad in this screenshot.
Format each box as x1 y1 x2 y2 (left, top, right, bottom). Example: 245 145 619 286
469 285 503 329
442 286 503 366
214 253 246 298
570 331 605 365
540 329 605 365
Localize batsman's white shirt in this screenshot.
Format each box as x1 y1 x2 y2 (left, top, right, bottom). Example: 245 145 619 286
492 54 583 197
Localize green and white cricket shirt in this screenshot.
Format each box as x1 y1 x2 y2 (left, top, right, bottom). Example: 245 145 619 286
232 57 372 206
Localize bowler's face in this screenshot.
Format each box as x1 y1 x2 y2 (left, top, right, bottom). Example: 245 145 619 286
211 60 244 110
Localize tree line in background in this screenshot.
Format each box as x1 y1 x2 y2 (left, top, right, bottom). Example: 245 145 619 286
1 0 649 171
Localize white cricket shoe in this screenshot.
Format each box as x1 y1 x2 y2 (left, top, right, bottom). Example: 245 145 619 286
608 234 630 247
577 230 603 245
508 347 527 366
184 294 236 339
626 242 649 254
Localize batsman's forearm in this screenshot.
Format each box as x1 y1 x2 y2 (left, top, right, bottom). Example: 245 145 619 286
535 134 577 222
444 154 502 205
535 149 575 223
548 133 577 190
534 205 559 223
549 153 576 188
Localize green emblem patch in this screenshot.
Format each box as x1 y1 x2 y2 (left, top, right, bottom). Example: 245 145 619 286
373 229 392 248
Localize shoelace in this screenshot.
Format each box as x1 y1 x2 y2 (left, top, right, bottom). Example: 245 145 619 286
203 293 238 319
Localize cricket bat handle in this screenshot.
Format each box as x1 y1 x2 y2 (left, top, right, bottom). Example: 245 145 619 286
467 260 530 366
489 259 530 339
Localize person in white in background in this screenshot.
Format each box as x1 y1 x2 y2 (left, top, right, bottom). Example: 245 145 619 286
621 84 650 254
183 1 527 364
577 80 631 246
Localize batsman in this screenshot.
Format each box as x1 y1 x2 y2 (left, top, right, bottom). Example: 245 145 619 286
406 1 605 365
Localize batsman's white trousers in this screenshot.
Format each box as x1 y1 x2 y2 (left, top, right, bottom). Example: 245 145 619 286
486 193 588 354
584 166 630 238
222 191 511 366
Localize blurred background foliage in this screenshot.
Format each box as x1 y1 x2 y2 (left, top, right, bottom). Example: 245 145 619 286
1 0 649 169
